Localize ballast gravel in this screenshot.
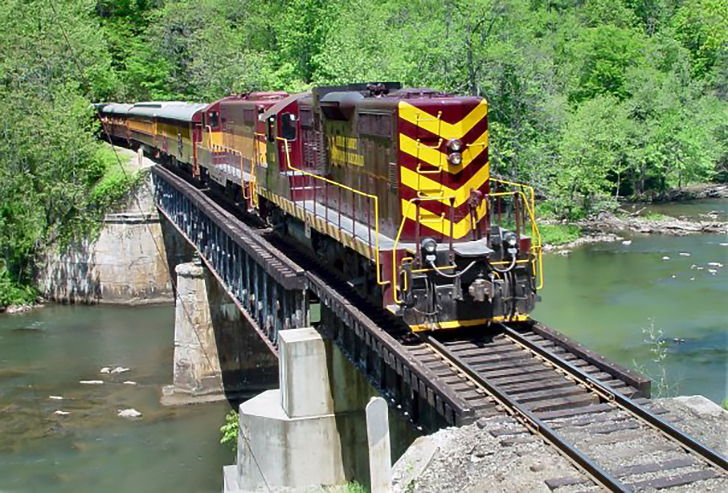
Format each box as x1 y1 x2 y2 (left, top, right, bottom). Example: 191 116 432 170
391 395 727 492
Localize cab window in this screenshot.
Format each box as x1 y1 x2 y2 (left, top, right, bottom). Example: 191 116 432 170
209 111 219 128
280 113 297 141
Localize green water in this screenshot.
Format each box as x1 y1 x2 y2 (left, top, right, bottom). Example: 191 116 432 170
535 200 728 404
0 305 231 492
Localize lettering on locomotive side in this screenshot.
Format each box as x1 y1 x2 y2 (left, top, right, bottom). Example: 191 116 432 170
328 135 365 167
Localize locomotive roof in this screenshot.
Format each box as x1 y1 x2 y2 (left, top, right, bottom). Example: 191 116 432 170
258 93 309 121
127 102 207 121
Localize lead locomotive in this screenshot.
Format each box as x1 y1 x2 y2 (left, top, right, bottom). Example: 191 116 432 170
98 83 543 331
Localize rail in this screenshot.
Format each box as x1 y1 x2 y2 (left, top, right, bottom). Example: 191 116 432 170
425 333 628 491
424 323 727 491
501 324 728 473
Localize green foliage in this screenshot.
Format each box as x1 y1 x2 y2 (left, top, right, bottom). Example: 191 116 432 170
673 0 728 78
0 0 726 298
554 95 632 217
538 223 582 246
220 410 238 452
567 25 647 102
345 482 368 493
0 260 37 308
0 1 139 297
723 398 728 411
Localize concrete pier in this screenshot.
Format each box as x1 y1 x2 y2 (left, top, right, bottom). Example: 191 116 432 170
163 260 278 405
163 261 224 403
38 175 193 305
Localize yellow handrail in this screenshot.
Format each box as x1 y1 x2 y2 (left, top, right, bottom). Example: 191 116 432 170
275 137 387 287
210 143 252 201
489 185 543 291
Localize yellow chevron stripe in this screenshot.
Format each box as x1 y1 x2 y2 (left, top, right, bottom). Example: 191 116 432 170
399 130 488 174
398 101 487 140
400 165 489 208
401 199 486 239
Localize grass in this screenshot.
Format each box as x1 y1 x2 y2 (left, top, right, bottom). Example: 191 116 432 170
89 146 141 211
537 223 582 246
632 319 680 398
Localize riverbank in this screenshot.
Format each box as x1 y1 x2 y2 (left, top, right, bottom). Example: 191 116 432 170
540 202 728 252
392 395 727 492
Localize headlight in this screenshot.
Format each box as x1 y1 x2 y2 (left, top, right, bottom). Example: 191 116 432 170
447 139 463 152
421 237 437 255
448 152 463 165
505 232 518 247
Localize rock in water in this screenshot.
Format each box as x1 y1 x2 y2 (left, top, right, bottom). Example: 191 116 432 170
621 240 632 246
123 381 137 386
79 380 104 385
679 252 690 257
707 262 724 268
118 408 142 419
662 256 670 260
111 366 130 374
54 410 70 416
100 367 111 374
49 395 63 400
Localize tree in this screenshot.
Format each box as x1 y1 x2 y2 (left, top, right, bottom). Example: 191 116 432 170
554 96 632 216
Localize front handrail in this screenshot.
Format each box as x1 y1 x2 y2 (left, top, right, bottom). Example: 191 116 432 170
391 181 544 304
489 182 543 291
276 137 387 287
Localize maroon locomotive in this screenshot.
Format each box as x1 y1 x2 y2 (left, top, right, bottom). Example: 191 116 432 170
98 83 542 331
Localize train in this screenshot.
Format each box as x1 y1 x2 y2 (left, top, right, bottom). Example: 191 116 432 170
97 82 543 332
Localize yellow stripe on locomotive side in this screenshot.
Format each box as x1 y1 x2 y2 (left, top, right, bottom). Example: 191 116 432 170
257 188 378 262
400 165 489 209
407 314 530 332
400 198 487 239
399 130 488 174
398 100 488 140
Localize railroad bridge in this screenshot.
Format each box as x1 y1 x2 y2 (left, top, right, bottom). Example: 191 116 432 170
150 165 727 492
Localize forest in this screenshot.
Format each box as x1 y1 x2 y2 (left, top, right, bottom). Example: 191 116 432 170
0 0 726 303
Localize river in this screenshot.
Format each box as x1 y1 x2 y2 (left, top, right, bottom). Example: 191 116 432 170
0 200 725 492
535 198 727 404
0 305 231 492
